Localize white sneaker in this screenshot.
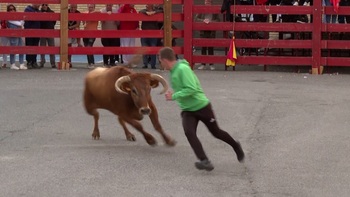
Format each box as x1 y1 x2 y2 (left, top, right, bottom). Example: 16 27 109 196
210 65 215 70
197 65 205 70
87 64 95 69
19 64 27 70
10 64 19 70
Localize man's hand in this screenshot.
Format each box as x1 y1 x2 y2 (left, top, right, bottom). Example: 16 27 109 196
146 11 156 16
165 91 173 101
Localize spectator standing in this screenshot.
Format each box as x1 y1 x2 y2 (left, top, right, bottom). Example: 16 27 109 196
195 0 220 70
68 4 81 67
338 0 350 24
160 24 179 59
323 0 338 23
83 4 99 69
24 4 41 69
1 20 9 68
7 5 26 70
39 4 56 68
118 4 139 67
100 4 120 67
139 4 163 69
154 4 164 47
159 47 245 171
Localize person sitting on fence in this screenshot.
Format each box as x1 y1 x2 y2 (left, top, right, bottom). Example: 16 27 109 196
118 4 139 67
68 4 82 68
195 0 220 70
100 4 121 67
7 5 26 70
24 4 41 69
139 4 163 69
39 4 57 69
83 4 99 69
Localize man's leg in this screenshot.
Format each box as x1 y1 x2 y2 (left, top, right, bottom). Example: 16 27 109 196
141 38 149 68
198 104 245 162
39 38 47 67
47 38 56 67
150 38 158 68
181 111 208 161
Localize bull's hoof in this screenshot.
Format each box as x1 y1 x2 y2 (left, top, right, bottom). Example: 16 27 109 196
166 139 177 147
92 131 100 140
147 138 157 146
92 135 100 140
126 135 136 141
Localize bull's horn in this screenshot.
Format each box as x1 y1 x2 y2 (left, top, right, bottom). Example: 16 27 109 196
150 74 168 94
115 76 131 94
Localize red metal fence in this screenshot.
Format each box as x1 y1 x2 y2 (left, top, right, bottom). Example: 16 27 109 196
188 0 350 73
1 0 350 74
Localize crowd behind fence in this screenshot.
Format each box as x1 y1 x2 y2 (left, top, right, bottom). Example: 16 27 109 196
0 0 349 73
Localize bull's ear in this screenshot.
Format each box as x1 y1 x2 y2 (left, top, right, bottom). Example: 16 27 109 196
121 82 132 93
150 79 159 88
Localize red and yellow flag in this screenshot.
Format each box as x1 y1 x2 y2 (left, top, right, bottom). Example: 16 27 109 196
226 37 237 67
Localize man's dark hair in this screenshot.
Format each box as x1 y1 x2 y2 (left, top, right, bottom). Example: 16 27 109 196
7 4 16 11
159 47 176 61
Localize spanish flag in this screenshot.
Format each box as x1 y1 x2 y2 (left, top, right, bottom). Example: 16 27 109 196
226 37 237 67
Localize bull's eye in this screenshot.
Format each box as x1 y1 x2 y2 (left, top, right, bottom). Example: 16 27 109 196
131 88 137 95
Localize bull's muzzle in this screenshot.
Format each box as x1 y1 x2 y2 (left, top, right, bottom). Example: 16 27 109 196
139 107 151 115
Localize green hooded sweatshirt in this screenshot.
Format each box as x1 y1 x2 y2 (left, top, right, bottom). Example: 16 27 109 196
170 59 209 111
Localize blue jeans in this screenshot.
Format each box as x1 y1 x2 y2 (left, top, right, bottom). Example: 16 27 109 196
40 37 56 65
141 38 158 68
9 37 24 64
323 0 337 23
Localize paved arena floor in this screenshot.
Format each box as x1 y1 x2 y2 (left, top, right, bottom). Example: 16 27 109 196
1 64 350 197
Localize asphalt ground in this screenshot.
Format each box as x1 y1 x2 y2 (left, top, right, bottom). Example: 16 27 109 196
1 63 350 197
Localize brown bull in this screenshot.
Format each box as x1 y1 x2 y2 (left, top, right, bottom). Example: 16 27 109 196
83 66 176 146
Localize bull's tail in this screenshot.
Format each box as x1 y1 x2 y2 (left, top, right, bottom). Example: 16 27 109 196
124 48 146 68
125 55 142 68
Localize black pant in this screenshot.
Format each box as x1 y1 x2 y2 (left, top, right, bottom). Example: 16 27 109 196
181 103 241 161
83 38 96 64
25 37 40 64
101 38 120 65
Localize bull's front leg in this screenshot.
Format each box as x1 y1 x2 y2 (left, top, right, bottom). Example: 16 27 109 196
149 102 176 146
118 117 136 141
88 108 100 140
122 117 157 146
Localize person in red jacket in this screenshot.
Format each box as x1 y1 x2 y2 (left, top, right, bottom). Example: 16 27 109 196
118 4 139 67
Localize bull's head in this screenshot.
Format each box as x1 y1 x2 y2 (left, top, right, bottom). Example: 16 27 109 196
114 73 168 116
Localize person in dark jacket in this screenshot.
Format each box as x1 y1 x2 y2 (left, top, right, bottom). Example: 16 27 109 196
24 4 41 69
338 0 350 24
139 4 163 69
195 0 220 71
39 4 56 68
68 4 81 68
221 0 237 22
